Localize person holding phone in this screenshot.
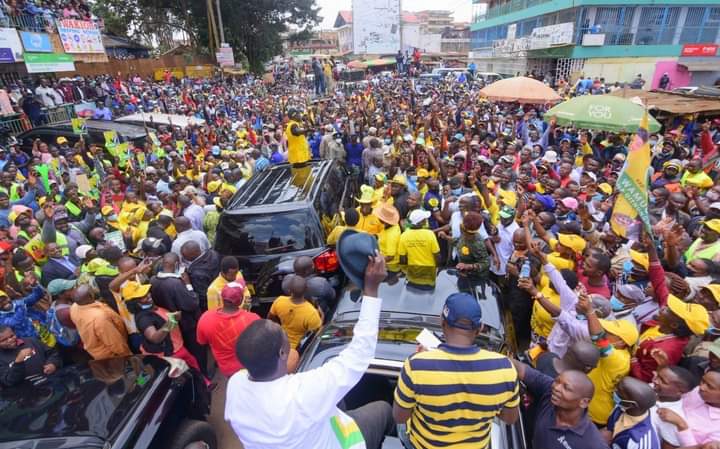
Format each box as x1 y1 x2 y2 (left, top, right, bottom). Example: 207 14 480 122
0 324 62 387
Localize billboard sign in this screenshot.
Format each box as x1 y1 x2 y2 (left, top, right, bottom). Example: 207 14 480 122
24 53 75 73
57 19 104 53
352 0 400 54
529 22 574 49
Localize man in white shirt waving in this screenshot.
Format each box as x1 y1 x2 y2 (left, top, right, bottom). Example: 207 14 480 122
226 249 392 449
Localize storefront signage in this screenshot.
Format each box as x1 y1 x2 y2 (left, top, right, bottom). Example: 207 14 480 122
681 44 718 57
0 28 23 62
20 31 53 53
529 22 574 49
57 19 104 53
24 53 75 73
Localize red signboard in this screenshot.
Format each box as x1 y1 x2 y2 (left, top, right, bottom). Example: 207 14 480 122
681 44 719 57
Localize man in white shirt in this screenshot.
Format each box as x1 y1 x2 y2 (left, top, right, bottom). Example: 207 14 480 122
35 79 62 108
490 205 519 277
171 217 210 257
649 365 695 448
226 253 393 449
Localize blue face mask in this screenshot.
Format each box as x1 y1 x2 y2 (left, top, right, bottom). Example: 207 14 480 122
384 139 392 145
452 188 463 196
139 302 153 310
610 295 626 311
613 391 637 412
622 260 634 275
592 194 604 202
649 195 656 205
576 313 587 321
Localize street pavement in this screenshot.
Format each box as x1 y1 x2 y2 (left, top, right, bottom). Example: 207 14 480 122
209 375 244 449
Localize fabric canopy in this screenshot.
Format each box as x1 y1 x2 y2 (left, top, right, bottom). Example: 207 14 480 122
480 76 562 104
544 95 662 133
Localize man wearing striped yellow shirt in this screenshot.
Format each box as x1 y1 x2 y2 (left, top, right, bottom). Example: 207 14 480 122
393 292 520 448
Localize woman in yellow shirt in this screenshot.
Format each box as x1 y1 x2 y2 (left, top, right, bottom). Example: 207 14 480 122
374 203 401 274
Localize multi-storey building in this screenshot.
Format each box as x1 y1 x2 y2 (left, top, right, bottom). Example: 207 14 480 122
470 0 720 88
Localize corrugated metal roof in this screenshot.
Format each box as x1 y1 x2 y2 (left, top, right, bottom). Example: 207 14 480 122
609 89 720 115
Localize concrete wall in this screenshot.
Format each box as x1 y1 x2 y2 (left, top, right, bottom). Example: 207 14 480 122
581 56 669 86
651 61 691 89
401 24 441 53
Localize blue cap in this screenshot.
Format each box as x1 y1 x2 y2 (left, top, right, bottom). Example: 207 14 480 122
454 133 464 142
442 293 482 330
211 145 221 155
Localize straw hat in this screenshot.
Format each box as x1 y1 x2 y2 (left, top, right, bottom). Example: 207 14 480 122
374 203 400 226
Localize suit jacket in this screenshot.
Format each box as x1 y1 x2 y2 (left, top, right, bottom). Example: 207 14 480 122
41 258 77 287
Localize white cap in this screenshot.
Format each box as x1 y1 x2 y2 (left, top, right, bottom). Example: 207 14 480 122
710 202 720 210
582 171 598 182
409 209 431 226
542 150 558 164
181 186 198 196
368 126 377 135
75 244 93 260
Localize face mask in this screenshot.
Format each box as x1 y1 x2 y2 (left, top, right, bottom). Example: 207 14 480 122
649 139 658 147
452 188 463 196
613 391 638 412
576 314 587 321
384 139 391 145
335 138 342 144
649 195 656 205
623 260 633 275
139 302 153 310
409 175 418 182
610 295 626 311
107 214 118 222
706 326 720 337
592 194 604 202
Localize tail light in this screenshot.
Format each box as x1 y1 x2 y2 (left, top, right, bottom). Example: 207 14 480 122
314 249 339 273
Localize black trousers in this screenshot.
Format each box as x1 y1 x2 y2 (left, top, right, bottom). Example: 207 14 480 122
346 401 395 449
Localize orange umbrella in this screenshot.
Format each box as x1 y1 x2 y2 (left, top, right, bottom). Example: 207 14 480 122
480 76 562 104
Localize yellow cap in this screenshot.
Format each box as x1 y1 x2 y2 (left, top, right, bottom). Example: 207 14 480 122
598 183 613 195
356 185 375 204
702 284 720 305
599 319 639 346
668 294 710 336
101 205 114 216
704 219 720 234
391 174 407 186
374 173 386 183
57 136 68 145
498 190 517 208
417 169 429 178
0 289 7 298
207 180 222 193
121 281 151 301
558 233 586 254
629 249 649 271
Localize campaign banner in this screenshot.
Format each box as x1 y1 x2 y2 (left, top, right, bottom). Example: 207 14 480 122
0 28 23 62
0 48 14 63
57 19 104 53
20 31 53 53
24 53 75 73
681 43 719 57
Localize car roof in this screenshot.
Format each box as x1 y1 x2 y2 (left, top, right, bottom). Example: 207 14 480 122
227 160 335 210
334 270 503 332
116 113 206 128
0 356 169 444
21 120 147 139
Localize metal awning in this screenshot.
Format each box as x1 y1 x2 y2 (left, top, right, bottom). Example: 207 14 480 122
610 89 720 115
678 57 720 71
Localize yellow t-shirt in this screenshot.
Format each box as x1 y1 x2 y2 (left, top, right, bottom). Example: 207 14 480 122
378 225 401 272
531 286 560 339
285 120 310 164
398 228 440 286
356 211 383 235
269 296 322 348
588 347 631 425
206 272 249 311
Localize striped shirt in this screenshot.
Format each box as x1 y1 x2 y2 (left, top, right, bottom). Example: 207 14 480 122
394 344 520 448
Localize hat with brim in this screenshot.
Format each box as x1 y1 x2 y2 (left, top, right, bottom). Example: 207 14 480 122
356 185 374 204
337 229 379 289
599 319 639 346
408 209 431 226
47 278 77 296
499 205 515 219
213 197 223 209
704 219 720 234
558 233 586 254
702 284 720 305
709 339 720 359
668 294 709 336
629 249 649 271
374 203 399 226
122 281 151 301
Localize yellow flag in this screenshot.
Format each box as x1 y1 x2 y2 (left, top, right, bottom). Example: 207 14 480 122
610 111 651 237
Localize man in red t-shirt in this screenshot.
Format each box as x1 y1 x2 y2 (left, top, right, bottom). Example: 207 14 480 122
578 250 611 299
196 282 260 377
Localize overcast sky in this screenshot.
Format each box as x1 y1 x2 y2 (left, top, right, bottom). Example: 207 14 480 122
315 0 472 28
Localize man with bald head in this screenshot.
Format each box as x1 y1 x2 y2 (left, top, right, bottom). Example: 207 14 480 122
536 340 601 378
281 255 336 315
69 284 131 360
607 377 659 449
171 216 210 256
181 240 221 315
513 359 609 449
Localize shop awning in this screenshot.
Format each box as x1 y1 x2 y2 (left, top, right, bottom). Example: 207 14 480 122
610 89 720 115
678 57 720 71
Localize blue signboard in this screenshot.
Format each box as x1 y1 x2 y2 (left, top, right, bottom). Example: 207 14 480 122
19 31 53 53
0 48 14 63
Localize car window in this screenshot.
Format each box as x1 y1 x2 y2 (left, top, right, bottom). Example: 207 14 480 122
316 165 345 235
218 210 321 255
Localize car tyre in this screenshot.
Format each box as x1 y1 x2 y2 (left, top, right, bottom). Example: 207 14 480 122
167 419 217 449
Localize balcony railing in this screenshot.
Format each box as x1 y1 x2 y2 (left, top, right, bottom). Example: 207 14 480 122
485 0 553 20
1 13 53 32
0 104 75 137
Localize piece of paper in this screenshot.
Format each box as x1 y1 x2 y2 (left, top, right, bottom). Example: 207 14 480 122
416 328 441 350
75 173 90 194
105 230 126 252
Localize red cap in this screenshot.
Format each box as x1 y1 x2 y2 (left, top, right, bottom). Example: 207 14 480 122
0 241 12 254
221 281 246 305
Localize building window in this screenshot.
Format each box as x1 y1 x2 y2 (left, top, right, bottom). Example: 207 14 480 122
635 7 680 45
680 7 720 44
593 7 635 45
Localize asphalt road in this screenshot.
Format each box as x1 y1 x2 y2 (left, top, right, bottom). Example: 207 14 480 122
208 375 244 449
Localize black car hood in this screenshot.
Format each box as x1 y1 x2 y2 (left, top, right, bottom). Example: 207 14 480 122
0 356 168 444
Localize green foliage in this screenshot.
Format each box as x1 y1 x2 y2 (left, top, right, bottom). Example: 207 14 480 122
92 0 319 71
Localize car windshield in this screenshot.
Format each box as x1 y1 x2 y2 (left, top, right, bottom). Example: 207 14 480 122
218 211 320 255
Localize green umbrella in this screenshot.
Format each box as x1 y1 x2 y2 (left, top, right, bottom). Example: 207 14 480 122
544 95 661 133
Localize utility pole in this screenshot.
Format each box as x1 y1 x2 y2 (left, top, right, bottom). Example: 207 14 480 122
207 0 218 52
215 0 225 44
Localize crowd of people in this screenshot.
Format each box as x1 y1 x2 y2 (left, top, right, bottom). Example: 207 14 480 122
0 62 719 449
0 0 94 25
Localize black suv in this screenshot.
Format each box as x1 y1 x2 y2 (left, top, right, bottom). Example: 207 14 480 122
0 355 214 449
215 160 358 310
18 120 147 153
